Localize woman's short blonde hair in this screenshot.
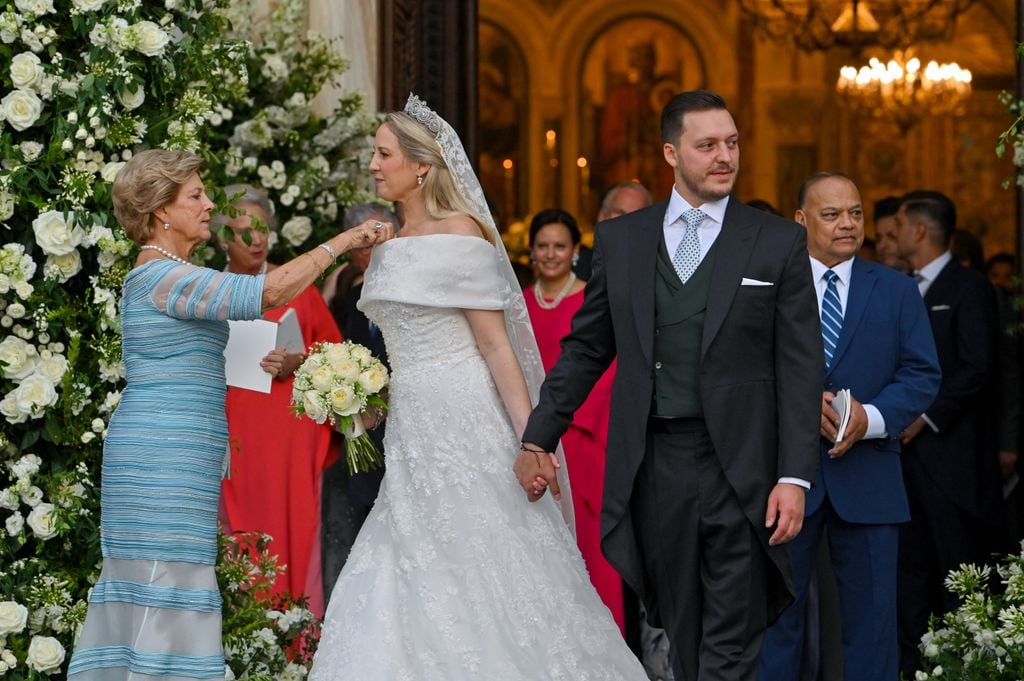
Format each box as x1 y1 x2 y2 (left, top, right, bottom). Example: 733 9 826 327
112 149 204 244
383 113 494 245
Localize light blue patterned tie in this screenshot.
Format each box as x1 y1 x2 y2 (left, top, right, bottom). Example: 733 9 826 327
821 269 843 369
672 208 706 283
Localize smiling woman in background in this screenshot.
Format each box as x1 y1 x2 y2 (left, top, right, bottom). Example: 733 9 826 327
523 208 624 633
217 184 342 619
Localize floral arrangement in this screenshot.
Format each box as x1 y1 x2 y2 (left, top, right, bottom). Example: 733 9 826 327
0 0 375 675
206 0 379 263
218 532 320 680
913 544 1024 680
291 340 389 474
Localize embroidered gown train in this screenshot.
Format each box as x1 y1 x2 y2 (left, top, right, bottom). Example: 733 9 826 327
309 234 647 680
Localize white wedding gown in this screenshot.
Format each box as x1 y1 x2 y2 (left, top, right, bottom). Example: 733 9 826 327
310 234 647 680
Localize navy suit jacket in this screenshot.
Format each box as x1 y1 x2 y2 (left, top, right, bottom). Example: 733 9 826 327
805 257 941 525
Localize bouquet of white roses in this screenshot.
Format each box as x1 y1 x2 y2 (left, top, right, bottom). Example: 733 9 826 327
290 340 388 474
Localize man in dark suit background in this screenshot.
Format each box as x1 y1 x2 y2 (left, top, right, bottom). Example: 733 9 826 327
514 90 822 681
757 173 940 681
892 191 1003 677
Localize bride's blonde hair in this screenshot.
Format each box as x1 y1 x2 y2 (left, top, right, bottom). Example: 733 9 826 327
384 112 496 246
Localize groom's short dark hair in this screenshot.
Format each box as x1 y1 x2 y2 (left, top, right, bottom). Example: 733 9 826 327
660 90 728 144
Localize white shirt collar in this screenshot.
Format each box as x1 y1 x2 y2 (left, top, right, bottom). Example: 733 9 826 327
916 250 952 285
809 255 854 286
664 187 730 227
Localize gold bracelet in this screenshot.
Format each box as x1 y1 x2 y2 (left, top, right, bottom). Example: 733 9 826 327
307 250 326 278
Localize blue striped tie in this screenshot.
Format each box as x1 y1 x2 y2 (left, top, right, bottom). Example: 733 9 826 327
821 269 843 369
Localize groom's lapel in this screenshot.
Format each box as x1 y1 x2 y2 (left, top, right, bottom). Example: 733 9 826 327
630 201 668 367
702 198 758 359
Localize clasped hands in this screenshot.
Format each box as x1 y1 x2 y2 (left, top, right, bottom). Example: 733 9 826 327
513 443 562 503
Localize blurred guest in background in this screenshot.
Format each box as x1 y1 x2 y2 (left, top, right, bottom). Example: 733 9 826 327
218 184 343 618
746 198 782 216
986 252 1017 294
873 196 907 273
574 181 654 280
524 208 625 633
320 202 398 600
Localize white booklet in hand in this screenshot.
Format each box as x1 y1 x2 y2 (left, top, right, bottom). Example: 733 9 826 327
275 308 305 354
224 320 277 393
831 388 852 444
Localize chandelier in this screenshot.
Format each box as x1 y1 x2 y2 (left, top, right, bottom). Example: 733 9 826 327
737 0 975 50
836 50 972 130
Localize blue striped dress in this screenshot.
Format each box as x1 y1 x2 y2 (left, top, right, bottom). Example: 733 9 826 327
69 260 264 681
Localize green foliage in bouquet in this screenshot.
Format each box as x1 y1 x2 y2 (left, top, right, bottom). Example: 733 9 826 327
0 0 376 676
913 544 1024 680
218 532 319 681
206 0 379 264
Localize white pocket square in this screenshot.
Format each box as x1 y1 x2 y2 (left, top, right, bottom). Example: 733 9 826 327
930 304 951 311
741 277 774 286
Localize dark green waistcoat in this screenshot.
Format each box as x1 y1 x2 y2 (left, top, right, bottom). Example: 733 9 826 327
652 237 718 417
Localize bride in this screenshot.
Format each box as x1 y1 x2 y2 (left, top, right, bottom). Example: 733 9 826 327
308 95 648 680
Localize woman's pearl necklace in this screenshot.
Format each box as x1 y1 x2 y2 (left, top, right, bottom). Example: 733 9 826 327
140 244 189 265
224 261 268 275
533 272 577 310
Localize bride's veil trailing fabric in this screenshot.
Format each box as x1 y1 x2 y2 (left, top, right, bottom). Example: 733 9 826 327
403 93 575 532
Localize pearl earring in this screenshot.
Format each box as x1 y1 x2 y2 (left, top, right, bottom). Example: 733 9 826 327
572 253 579 266
416 175 424 186
163 222 170 231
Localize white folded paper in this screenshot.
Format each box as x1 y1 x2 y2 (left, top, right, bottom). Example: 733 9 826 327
224 319 277 393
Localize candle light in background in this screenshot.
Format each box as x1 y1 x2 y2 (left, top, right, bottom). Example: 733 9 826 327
577 156 589 196
502 158 515 211
545 129 557 152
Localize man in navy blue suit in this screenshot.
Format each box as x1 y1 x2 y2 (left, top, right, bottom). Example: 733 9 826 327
758 172 941 681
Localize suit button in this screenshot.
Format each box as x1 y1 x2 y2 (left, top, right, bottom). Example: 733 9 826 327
655 362 662 369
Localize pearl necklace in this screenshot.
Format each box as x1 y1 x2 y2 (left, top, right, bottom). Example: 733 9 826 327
533 272 577 310
224 261 268 275
140 244 189 265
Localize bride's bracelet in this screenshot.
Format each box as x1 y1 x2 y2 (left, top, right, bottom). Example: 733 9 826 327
519 442 547 455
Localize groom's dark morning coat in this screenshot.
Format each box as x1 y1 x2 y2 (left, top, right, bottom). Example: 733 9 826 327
523 198 823 624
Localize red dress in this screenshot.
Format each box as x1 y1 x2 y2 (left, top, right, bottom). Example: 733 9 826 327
525 286 625 633
221 285 341 618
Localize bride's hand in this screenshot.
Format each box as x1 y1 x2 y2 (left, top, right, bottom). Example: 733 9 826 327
513 445 561 502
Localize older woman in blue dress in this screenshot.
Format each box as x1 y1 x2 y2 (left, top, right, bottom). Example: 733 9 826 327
68 149 392 681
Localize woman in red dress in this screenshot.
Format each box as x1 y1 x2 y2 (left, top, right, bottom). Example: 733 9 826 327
218 185 341 617
523 208 624 633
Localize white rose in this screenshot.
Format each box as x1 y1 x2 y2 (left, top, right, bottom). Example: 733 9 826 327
26 635 65 673
349 344 372 366
358 367 388 395
10 453 41 478
280 216 312 247
32 210 84 256
0 335 39 380
2 392 27 424
20 485 43 507
10 52 44 90
133 21 169 57
35 354 68 385
117 86 144 111
332 358 361 383
100 161 126 184
329 384 362 416
323 343 350 365
72 0 106 10
6 303 24 318
26 502 57 540
13 374 58 416
309 366 334 392
20 141 43 161
44 251 82 282
14 0 54 16
80 431 95 443
5 512 24 536
301 390 327 424
15 281 33 300
0 191 13 221
0 601 28 635
1 89 43 131
0 488 19 510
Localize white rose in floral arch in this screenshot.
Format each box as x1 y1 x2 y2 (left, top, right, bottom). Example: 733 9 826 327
33 209 85 255
0 600 28 635
44 250 83 282
14 0 54 17
117 86 145 111
26 634 65 673
0 335 39 380
26 502 58 540
72 0 107 11
133 21 170 57
5 511 25 535
300 389 327 424
20 484 43 507
10 52 44 90
0 191 14 221
12 373 59 417
35 353 68 385
11 452 43 478
1 89 43 131
280 216 312 246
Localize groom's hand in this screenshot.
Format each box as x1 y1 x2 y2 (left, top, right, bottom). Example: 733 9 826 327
765 482 805 545
514 444 561 502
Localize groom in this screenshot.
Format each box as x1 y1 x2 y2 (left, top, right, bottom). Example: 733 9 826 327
517 90 822 681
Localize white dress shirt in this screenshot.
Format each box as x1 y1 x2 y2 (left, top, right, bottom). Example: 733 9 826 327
809 256 887 440
663 187 728 261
